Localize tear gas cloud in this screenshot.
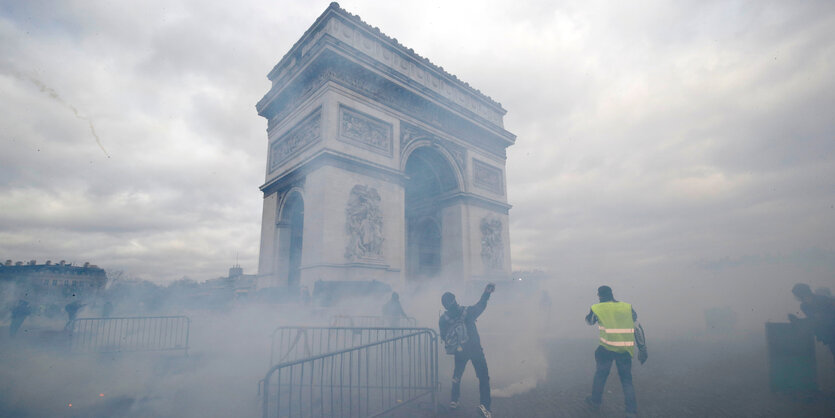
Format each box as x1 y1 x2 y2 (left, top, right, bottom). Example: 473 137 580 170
2 0 835 416
0 274 553 416
3 270 833 416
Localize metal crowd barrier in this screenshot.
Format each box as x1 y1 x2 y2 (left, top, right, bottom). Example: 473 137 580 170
330 315 418 328
269 326 418 368
69 316 190 355
263 328 438 418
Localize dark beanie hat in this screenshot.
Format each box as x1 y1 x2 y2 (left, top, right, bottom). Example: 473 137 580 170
598 286 613 298
441 292 456 309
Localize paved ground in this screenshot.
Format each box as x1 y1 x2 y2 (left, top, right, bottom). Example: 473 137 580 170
2 321 833 417
421 335 835 418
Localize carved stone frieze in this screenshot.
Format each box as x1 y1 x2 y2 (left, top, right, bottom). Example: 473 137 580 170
473 159 503 195
269 107 322 173
322 16 504 126
480 216 504 270
400 123 421 150
345 185 384 261
443 140 467 174
338 105 393 157
268 64 507 159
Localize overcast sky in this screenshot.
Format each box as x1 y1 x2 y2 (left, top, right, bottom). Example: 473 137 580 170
1 0 833 303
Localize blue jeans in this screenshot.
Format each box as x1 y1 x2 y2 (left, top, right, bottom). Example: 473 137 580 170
590 345 637 414
451 349 491 410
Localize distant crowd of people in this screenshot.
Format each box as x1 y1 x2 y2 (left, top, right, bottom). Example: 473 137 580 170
7 298 112 338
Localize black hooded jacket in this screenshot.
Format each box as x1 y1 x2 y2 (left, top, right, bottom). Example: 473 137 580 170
439 290 491 353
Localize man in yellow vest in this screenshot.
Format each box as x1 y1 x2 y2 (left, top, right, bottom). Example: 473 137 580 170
584 285 647 417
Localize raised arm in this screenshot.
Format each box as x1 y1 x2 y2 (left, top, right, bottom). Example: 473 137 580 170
467 284 495 320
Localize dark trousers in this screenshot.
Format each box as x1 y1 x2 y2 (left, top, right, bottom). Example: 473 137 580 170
590 345 637 414
451 349 491 409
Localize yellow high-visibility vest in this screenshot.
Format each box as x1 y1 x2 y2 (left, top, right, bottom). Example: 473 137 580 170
591 301 635 356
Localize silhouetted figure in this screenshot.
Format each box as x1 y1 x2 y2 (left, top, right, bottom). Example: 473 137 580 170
102 301 114 318
10 300 32 338
64 301 85 330
789 283 835 361
584 286 647 418
382 292 407 327
440 283 495 418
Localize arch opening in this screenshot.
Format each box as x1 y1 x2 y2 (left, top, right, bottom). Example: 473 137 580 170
280 192 304 288
404 146 459 281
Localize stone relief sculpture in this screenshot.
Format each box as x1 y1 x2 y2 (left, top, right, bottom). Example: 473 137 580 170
480 216 504 269
473 159 504 195
269 108 322 172
345 185 384 261
267 67 509 158
399 122 420 150
338 106 392 156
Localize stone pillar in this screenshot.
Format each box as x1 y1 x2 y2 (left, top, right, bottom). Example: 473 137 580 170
257 193 278 289
440 202 466 280
295 165 405 290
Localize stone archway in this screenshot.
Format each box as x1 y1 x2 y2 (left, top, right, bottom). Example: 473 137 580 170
404 146 460 280
411 217 441 278
256 4 516 289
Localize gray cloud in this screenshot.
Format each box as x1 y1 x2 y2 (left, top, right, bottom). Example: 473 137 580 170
0 0 833 298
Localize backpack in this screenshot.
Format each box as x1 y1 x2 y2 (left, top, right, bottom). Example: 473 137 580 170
443 307 468 354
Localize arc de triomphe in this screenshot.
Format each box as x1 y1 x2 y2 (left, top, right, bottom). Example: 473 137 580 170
256 3 516 291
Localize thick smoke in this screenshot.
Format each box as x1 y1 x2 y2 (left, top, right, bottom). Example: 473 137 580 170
3 265 834 417
0 271 551 416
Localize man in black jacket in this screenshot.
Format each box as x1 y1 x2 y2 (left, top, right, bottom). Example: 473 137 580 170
439 283 495 418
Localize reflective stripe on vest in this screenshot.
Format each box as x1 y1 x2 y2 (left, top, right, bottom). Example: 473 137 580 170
598 326 634 334
591 301 635 356
599 337 635 347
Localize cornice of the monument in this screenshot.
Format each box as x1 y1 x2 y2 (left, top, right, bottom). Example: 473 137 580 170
264 2 507 116
257 54 515 153
260 149 407 196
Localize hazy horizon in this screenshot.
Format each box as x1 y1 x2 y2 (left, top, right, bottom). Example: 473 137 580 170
1 0 833 306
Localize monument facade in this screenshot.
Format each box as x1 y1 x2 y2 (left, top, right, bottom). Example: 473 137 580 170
256 3 516 290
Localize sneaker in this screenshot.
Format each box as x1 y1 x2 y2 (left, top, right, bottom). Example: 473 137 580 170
584 396 601 411
449 401 458 410
478 404 492 418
